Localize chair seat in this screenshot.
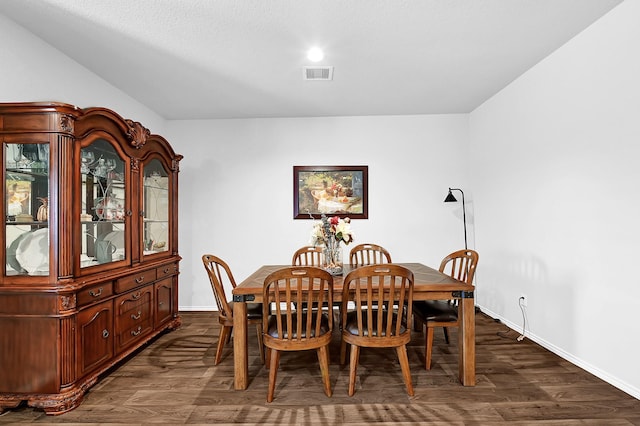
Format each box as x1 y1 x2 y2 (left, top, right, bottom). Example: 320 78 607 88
413 300 457 323
266 313 330 338
344 310 406 336
227 301 262 320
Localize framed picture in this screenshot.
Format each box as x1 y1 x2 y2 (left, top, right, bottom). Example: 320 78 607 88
293 165 368 219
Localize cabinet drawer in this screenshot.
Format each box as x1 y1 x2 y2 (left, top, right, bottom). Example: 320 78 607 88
117 321 152 350
115 288 153 352
77 282 114 307
115 288 153 316
115 269 157 293
117 300 152 331
156 263 179 279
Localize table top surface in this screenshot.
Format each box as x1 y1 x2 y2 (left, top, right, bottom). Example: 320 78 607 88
232 262 474 296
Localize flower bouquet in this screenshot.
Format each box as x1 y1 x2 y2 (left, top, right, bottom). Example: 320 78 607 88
310 215 354 275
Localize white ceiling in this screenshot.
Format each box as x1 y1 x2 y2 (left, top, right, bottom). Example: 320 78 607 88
0 0 623 120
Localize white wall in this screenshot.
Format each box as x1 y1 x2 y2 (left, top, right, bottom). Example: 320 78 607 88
470 0 640 398
166 114 470 309
0 14 164 132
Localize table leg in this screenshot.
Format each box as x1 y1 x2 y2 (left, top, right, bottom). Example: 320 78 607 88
233 299 248 390
458 294 476 386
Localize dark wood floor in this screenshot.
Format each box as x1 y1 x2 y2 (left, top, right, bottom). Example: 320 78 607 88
1 311 639 425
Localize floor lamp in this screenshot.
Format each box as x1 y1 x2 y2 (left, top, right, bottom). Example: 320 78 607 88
444 188 467 250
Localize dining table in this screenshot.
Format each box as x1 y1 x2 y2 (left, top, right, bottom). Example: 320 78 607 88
231 262 476 390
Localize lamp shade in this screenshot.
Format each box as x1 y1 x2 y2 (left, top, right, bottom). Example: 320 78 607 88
444 190 458 203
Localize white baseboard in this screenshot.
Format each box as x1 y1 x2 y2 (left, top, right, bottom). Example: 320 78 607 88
178 306 217 311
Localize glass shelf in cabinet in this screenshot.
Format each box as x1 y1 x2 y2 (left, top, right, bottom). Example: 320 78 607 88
6 168 48 177
6 220 48 226
144 183 168 190
83 220 126 225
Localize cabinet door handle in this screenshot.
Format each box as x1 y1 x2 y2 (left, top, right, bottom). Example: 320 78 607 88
89 287 103 297
131 311 142 320
158 302 164 306
126 210 133 216
131 291 142 300
163 267 170 274
131 326 142 336
102 329 110 339
135 276 145 284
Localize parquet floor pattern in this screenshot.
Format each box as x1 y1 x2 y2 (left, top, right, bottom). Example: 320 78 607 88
1 311 639 425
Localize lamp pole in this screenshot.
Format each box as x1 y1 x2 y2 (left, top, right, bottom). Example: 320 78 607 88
444 188 467 250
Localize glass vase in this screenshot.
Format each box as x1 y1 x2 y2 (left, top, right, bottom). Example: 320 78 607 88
323 236 343 276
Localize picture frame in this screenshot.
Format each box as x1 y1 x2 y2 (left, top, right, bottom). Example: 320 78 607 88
293 165 368 219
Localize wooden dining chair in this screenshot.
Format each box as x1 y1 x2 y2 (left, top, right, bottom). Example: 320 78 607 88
412 249 479 370
340 264 415 396
291 245 331 310
201 254 264 365
291 245 325 266
349 243 392 267
262 266 334 402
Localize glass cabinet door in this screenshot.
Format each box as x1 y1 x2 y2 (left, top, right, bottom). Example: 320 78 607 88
80 139 126 268
4 143 49 276
142 159 169 256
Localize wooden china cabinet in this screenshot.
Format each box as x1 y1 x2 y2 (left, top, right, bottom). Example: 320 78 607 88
0 103 182 415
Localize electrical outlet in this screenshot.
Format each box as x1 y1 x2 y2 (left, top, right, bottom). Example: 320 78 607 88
520 294 527 307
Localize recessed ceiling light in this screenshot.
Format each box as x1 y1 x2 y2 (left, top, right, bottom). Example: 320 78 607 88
307 47 324 62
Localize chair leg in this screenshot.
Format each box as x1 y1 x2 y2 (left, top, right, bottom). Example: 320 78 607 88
215 325 232 365
265 347 271 369
443 327 450 344
255 324 265 364
266 349 280 403
425 326 435 370
317 345 332 398
348 344 360 397
340 339 349 365
396 344 414 396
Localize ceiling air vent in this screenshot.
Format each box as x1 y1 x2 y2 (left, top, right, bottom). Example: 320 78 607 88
303 66 334 81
